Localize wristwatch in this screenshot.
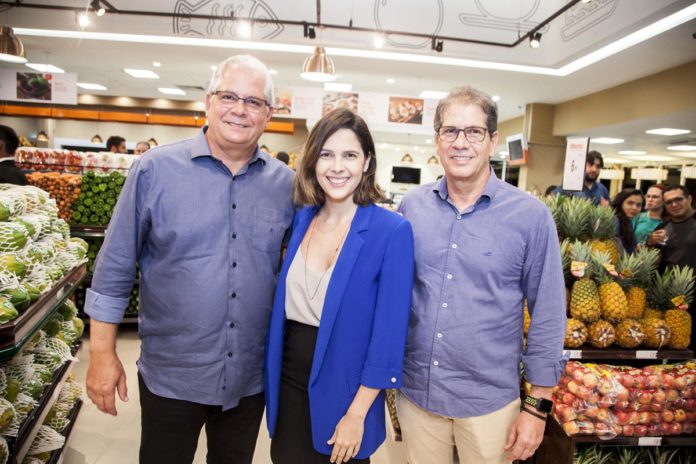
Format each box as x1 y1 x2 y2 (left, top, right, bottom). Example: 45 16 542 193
524 395 553 414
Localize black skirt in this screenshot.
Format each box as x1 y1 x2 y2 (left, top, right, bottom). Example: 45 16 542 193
270 320 370 464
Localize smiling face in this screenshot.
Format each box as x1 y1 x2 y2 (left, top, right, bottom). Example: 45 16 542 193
205 66 272 155
622 194 643 219
435 103 498 184
664 188 694 221
315 128 370 205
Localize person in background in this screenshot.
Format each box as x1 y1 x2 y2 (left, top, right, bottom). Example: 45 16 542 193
545 185 557 196
647 185 696 271
610 188 643 255
134 141 151 156
265 108 414 464
633 184 666 244
260 144 271 154
106 135 127 154
553 151 610 206
397 86 566 464
85 54 294 464
0 125 28 185
275 150 290 165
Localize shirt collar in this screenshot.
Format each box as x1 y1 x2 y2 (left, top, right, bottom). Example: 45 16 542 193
433 166 501 203
191 125 266 166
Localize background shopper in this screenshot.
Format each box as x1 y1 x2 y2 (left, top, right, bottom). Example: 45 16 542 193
633 184 666 244
611 188 643 255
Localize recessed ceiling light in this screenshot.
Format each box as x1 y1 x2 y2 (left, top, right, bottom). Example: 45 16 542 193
667 145 696 151
237 21 252 39
592 137 624 144
419 90 448 100
152 61 161 67
269 69 278 75
158 87 186 95
77 82 107 90
645 128 691 136
426 139 432 144
26 63 65 73
492 95 501 102
124 68 159 79
386 78 395 84
324 82 352 92
618 150 646 155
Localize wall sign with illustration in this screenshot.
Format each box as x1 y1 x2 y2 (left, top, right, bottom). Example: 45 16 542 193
0 70 77 105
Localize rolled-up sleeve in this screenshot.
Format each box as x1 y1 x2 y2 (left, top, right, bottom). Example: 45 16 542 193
361 220 414 389
85 159 151 323
521 208 567 387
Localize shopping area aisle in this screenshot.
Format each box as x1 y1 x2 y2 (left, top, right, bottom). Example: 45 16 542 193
65 329 406 464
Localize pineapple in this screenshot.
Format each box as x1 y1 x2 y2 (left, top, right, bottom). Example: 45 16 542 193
642 318 672 348
619 248 659 319
557 196 592 241
625 287 647 319
588 204 620 264
615 448 643 464
588 319 615 348
568 241 601 323
663 265 694 350
615 319 646 348
594 251 629 323
564 318 587 348
643 308 663 320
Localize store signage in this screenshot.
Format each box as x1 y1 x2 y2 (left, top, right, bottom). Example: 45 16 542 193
682 166 696 179
630 168 668 181
635 350 658 359
0 70 77 105
562 136 590 191
638 437 662 446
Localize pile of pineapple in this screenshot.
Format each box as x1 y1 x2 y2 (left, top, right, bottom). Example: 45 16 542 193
573 444 694 464
536 196 694 351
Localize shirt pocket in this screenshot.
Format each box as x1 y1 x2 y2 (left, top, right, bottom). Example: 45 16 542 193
251 206 285 252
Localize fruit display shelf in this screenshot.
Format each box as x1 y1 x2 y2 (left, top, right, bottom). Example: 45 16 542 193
46 399 83 464
563 347 694 361
68 226 106 239
0 265 87 359
7 342 82 464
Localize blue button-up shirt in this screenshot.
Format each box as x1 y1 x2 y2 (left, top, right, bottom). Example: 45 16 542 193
398 171 566 418
554 181 609 205
85 127 294 410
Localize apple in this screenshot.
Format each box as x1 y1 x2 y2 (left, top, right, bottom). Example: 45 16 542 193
674 409 686 423
635 424 649 437
615 386 629 402
563 420 579 435
638 391 653 405
662 410 675 423
599 395 614 408
594 422 611 436
662 374 675 389
598 379 614 395
651 412 661 424
622 424 635 437
582 373 598 389
650 402 664 413
615 401 630 411
572 398 585 411
687 412 696 422
673 398 687 409
684 387 695 399
559 376 571 387
562 392 575 406
586 392 600 405
653 389 666 404
683 422 694 434
584 407 599 419
567 380 579 395
666 389 680 402
573 369 586 383
577 421 594 434
646 375 661 389
660 422 672 435
687 400 696 412
561 407 578 422
634 374 647 389
639 412 651 424
576 385 592 400
670 422 683 435
596 408 610 423
630 401 643 412
614 410 629 425
628 389 640 402
620 373 635 389
628 411 640 425
674 375 687 391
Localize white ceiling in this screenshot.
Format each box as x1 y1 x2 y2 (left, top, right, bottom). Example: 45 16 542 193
1 0 695 164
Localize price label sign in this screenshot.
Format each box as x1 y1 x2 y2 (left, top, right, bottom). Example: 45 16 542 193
638 437 661 446
55 288 65 300
563 350 582 359
636 351 658 359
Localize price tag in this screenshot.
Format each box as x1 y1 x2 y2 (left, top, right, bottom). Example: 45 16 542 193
55 288 65 300
636 350 658 359
563 350 582 359
638 437 661 446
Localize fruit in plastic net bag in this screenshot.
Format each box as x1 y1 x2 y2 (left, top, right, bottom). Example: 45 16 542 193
0 398 15 433
12 392 37 420
33 364 52 385
33 337 75 366
0 253 27 280
0 297 17 324
0 223 29 253
23 282 41 303
57 320 78 345
0 284 30 313
22 330 46 352
4 378 20 403
58 380 82 405
0 191 27 221
57 300 77 320
22 456 45 464
27 350 61 373
0 436 7 464
42 315 62 337
72 317 84 339
27 425 65 455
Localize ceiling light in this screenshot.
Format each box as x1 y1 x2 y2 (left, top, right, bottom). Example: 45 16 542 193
431 38 443 53
36 131 49 142
91 0 106 16
303 24 316 40
0 26 27 63
210 65 218 71
426 139 432 144
373 34 385 48
78 13 90 27
602 157 628 164
492 95 500 102
581 0 592 3
591 137 624 144
301 47 336 82
237 21 252 39
124 68 159 79
401 154 413 163
667 145 696 151
77 82 107 90
386 78 395 84
152 61 161 67
419 90 448 99
26 63 65 73
618 150 646 155
324 82 352 92
269 69 278 75
158 87 186 95
529 32 542 48
91 134 103 144
645 128 691 136
625 155 678 162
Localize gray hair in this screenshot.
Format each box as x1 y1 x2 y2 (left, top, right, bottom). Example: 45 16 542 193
433 86 498 134
207 55 274 105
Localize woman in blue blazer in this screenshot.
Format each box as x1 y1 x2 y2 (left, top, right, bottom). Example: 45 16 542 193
264 108 414 463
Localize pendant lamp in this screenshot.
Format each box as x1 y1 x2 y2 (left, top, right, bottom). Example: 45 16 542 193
300 47 336 82
147 137 158 147
0 26 27 63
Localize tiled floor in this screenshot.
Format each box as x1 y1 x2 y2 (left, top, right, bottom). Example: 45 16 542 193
66 329 407 463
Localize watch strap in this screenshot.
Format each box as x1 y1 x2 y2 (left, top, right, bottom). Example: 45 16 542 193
521 404 548 422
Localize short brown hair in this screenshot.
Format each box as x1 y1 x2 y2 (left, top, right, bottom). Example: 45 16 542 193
293 108 383 206
433 86 498 134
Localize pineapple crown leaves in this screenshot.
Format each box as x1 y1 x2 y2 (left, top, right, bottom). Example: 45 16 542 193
633 247 660 287
588 202 616 240
569 240 595 279
591 250 620 285
558 196 592 240
666 265 694 308
647 269 671 310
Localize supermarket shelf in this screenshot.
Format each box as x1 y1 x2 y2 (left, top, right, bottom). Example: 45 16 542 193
9 342 81 464
68 226 107 238
48 399 83 464
0 265 87 359
563 347 694 361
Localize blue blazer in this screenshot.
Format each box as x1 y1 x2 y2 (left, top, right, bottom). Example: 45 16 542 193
264 203 414 459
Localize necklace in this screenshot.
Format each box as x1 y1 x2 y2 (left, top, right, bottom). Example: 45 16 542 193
304 217 351 300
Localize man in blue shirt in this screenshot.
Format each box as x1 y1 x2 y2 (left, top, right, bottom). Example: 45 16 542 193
554 150 610 206
85 55 294 464
398 86 566 464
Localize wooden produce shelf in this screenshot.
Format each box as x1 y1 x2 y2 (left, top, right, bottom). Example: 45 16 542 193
0 265 87 359
563 347 694 361
68 226 107 239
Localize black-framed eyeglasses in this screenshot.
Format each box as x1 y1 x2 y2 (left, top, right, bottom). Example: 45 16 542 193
211 91 270 112
437 126 489 143
664 196 685 206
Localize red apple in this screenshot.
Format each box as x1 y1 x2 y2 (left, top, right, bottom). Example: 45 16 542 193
651 412 662 424
576 385 592 400
683 422 694 434
653 390 666 404
584 407 599 419
562 392 575 406
635 424 649 437
577 421 594 434
620 374 635 389
662 374 675 390
572 398 585 410
573 369 586 383
559 376 571 387
634 375 647 389
622 424 635 437
662 410 675 423
615 400 630 411
598 379 614 395
646 375 661 389
599 395 614 408
639 412 651 424
614 411 629 425
650 402 664 413
615 386 629 402
563 420 579 435
567 380 579 395
582 373 598 389
594 422 611 436
596 408 610 423
687 400 696 412
670 422 683 435
638 391 653 405
673 398 687 409
674 409 686 423
661 422 672 435
586 392 600 405
666 389 680 402
628 411 640 425
628 389 640 402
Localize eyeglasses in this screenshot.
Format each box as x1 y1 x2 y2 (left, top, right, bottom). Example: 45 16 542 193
664 196 686 206
211 91 270 112
437 126 489 143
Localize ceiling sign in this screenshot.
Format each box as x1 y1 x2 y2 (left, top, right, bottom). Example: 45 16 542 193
0 70 77 105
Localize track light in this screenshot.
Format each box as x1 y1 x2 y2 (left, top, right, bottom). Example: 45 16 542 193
529 32 542 48
301 47 336 82
431 38 443 53
303 23 316 39
78 12 90 27
91 0 106 16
